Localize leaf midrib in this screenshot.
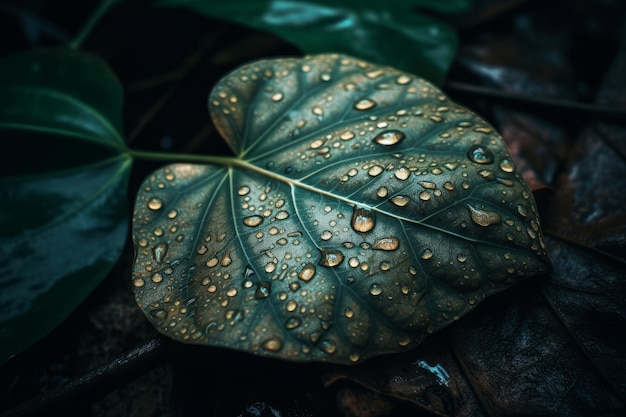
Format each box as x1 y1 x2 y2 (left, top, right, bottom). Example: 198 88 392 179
227 157 522 252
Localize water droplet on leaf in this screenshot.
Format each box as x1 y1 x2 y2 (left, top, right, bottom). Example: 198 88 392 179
147 197 163 211
262 336 282 352
243 215 264 227
368 165 384 177
391 195 410 206
398 335 411 347
517 204 528 218
467 145 494 164
395 167 410 180
298 263 317 282
499 158 514 173
340 131 355 140
467 205 502 226
373 130 405 146
255 281 272 299
319 249 344 267
351 207 376 233
369 283 383 296
153 242 168 263
354 98 376 110
396 75 411 85
372 237 400 251
321 339 337 354
285 317 301 329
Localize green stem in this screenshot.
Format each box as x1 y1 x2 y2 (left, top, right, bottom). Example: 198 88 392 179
69 0 119 49
126 148 239 166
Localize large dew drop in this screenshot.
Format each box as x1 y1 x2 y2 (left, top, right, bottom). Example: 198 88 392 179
373 130 405 146
368 165 384 177
372 237 400 251
390 195 410 207
298 263 317 282
499 158 515 173
319 249 344 267
467 145 494 164
147 197 163 211
369 283 383 296
243 215 264 227
254 281 272 299
262 336 283 352
467 205 502 227
153 242 168 263
351 207 376 233
354 98 376 110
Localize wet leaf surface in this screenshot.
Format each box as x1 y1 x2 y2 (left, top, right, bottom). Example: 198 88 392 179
132 54 550 364
0 48 131 364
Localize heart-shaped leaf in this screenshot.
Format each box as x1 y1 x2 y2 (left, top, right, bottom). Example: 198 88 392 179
0 48 131 364
132 54 551 364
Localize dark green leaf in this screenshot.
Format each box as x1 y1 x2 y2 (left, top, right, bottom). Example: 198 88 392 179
132 54 550 364
0 48 125 149
156 0 471 85
0 48 131 364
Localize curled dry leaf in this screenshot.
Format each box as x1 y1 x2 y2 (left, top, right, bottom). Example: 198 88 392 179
131 54 551 364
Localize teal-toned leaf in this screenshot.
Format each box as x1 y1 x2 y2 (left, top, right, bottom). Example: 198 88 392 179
0 48 131 365
132 54 551 364
156 0 472 85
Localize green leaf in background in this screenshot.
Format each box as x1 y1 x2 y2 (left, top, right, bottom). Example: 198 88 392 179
0 48 131 365
156 0 472 86
132 54 551 364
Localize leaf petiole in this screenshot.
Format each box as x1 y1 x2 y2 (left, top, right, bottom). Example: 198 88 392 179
126 148 239 166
